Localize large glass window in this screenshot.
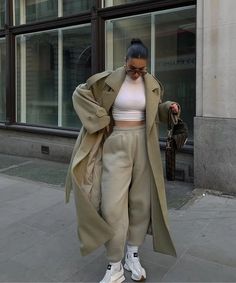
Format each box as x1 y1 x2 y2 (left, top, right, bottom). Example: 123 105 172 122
15 0 58 25
0 0 5 29
106 6 196 139
63 0 93 17
106 15 151 69
62 27 91 128
16 24 91 128
155 7 195 139
0 37 5 121
14 0 93 25
103 0 150 7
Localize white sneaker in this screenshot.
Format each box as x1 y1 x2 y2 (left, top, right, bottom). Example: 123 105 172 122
100 263 125 283
124 252 146 281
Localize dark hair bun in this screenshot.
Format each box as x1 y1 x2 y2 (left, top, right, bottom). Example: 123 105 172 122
131 38 143 45
126 38 148 60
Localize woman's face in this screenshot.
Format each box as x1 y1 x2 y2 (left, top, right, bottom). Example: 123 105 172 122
125 58 147 80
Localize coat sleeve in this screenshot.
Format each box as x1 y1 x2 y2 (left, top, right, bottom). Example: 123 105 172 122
72 83 110 134
158 101 180 123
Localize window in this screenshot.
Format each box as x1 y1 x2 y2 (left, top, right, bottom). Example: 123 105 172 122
0 0 4 29
0 38 5 121
63 0 93 17
15 0 58 25
14 0 93 25
155 7 196 139
106 6 196 139
16 24 91 128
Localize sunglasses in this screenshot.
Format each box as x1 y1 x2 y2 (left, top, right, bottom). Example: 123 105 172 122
126 67 147 76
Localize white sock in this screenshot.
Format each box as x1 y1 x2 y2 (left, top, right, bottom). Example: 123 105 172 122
109 261 121 272
127 244 138 254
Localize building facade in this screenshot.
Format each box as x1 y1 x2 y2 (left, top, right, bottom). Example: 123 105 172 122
1 0 232 192
195 0 236 193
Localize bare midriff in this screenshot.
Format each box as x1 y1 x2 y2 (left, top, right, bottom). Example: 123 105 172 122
114 120 145 128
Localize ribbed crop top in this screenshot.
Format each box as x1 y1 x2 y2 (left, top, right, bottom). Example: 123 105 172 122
112 75 146 121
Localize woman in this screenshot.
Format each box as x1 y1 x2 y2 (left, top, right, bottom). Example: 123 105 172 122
65 39 179 283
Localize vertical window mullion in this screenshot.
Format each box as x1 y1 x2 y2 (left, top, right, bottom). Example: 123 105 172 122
19 0 26 122
58 0 62 17
6 0 15 124
151 13 155 75
58 29 63 127
20 0 26 24
20 35 26 122
58 1 63 127
105 20 113 70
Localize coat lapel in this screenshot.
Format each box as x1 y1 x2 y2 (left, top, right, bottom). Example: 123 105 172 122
144 74 161 134
102 67 126 113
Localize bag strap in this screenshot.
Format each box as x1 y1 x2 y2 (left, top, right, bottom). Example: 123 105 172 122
167 110 175 139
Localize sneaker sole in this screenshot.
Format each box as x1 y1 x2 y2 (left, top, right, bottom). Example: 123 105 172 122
113 275 125 283
124 263 146 282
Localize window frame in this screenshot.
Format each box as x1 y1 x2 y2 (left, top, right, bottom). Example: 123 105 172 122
0 0 195 151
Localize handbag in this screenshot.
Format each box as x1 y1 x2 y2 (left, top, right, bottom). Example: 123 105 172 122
165 109 188 181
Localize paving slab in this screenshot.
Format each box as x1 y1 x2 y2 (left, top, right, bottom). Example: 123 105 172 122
20 200 75 235
0 259 52 282
161 254 236 282
0 222 49 264
187 209 236 268
139 235 177 269
0 186 64 230
0 180 42 204
0 174 19 188
1 153 236 283
12 224 104 282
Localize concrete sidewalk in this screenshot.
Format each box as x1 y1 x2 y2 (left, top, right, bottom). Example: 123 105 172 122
0 155 236 282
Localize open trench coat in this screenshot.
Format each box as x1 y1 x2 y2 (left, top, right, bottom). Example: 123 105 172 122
65 67 177 258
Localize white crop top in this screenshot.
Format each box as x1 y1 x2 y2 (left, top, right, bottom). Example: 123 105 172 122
112 75 146 121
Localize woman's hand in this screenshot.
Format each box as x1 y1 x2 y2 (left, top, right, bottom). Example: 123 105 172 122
170 103 179 114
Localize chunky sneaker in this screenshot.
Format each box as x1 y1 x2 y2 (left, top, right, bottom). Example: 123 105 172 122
100 263 125 283
124 252 146 281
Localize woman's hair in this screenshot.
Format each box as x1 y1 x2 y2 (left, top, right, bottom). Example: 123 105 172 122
126 38 148 60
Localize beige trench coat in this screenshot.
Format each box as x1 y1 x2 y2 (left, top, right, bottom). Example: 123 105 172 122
65 67 178 258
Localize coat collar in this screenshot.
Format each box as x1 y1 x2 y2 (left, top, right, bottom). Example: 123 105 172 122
104 67 126 93
105 67 159 92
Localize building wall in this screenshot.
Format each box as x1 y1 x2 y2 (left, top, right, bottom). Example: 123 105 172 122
0 129 75 163
195 0 236 192
0 0 195 183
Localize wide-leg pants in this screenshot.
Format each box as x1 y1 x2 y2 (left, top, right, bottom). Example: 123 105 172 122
101 125 152 262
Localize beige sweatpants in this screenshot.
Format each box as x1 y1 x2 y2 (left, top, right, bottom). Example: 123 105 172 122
101 125 151 262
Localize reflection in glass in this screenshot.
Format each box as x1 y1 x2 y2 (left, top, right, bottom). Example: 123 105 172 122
106 7 196 139
63 0 93 17
16 25 91 128
155 7 196 139
17 31 58 126
104 0 149 7
106 15 151 70
0 38 6 121
15 0 58 25
62 26 91 128
14 0 94 25
0 0 4 29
